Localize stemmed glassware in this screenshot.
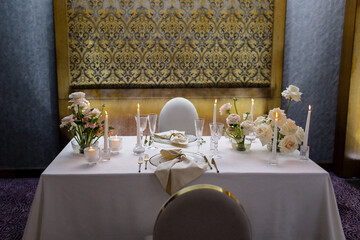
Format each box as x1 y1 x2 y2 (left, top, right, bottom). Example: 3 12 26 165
135 114 148 146
209 123 224 159
194 119 205 153
147 113 158 149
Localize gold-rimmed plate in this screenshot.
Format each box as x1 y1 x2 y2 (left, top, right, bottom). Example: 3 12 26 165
149 151 205 167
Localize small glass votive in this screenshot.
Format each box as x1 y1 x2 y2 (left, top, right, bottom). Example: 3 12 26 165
109 136 123 152
300 145 310 160
84 146 100 165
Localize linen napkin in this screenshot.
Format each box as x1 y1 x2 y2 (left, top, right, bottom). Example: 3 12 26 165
154 130 185 139
154 149 207 195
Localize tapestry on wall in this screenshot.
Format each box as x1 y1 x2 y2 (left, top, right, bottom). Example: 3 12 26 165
67 0 274 88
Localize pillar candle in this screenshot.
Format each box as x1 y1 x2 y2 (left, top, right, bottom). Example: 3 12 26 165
303 105 312 147
137 104 140 145
213 99 217 124
272 112 278 154
104 111 108 151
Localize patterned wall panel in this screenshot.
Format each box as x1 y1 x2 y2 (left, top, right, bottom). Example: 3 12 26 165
67 0 274 88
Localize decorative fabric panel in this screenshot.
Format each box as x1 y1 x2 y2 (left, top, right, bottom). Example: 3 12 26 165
67 0 274 88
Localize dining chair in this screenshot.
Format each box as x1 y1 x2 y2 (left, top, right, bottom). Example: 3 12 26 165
153 184 252 240
158 97 198 135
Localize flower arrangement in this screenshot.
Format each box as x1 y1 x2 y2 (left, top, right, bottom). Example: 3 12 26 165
254 85 304 153
219 98 255 151
60 92 114 153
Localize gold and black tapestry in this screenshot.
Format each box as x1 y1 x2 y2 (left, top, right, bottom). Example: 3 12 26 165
67 0 274 88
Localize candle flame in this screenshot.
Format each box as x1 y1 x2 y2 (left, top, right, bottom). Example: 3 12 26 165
309 105 312 111
215 99 217 104
137 103 140 109
251 98 254 103
105 110 108 116
275 112 278 118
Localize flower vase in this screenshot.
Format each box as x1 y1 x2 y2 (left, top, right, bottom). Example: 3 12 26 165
231 139 246 151
71 140 98 154
267 142 280 152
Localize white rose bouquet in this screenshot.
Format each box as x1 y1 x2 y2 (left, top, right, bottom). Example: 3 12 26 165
60 92 114 153
219 98 254 151
254 85 304 153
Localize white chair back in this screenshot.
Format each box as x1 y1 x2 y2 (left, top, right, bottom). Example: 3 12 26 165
158 97 198 135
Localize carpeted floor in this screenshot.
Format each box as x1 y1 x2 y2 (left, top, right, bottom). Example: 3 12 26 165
0 174 359 240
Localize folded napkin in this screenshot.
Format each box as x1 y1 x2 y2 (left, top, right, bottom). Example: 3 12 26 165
154 149 207 195
155 130 188 145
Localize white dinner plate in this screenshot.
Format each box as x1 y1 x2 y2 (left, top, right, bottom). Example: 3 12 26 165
149 151 205 167
153 135 197 145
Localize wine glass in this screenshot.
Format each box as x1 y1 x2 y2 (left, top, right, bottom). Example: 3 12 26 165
135 114 148 146
209 123 224 159
194 119 205 153
147 113 158 149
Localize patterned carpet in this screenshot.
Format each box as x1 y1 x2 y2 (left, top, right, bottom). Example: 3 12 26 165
0 174 359 240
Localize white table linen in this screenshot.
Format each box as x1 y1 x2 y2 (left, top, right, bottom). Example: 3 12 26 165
23 137 345 240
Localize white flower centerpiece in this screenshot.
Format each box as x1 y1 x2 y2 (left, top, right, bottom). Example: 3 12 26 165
219 98 255 151
60 92 114 153
254 85 304 153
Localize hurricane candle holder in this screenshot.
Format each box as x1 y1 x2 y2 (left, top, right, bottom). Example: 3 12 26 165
109 136 122 152
84 146 100 165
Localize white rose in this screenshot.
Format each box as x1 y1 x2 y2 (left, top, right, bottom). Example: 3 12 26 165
281 85 302 102
60 114 75 128
268 108 287 127
226 114 241 125
295 126 305 143
278 135 298 153
255 124 273 146
219 103 232 115
240 120 254 135
279 119 298 135
254 116 268 126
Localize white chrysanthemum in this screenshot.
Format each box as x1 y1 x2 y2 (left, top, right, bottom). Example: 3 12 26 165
281 85 302 102
279 119 298 135
226 114 241 125
255 124 273 146
219 103 232 115
88 108 101 118
278 135 298 153
60 114 75 128
268 108 287 127
295 126 305 143
240 120 254 135
69 92 85 100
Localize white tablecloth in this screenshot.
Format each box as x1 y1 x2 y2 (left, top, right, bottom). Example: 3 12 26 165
23 137 345 240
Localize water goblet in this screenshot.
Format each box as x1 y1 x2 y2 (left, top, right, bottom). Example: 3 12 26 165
135 114 148 146
147 113 158 149
194 118 205 153
209 123 224 159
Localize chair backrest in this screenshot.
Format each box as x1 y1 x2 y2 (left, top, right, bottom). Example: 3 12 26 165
158 97 198 135
153 184 252 240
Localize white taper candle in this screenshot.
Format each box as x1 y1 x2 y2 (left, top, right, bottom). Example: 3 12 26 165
213 99 217 124
272 112 278 154
303 105 311 147
104 111 108 151
250 98 254 120
137 104 141 145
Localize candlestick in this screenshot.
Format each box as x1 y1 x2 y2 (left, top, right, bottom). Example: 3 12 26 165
137 103 140 145
303 105 311 147
270 112 279 165
250 98 254 120
213 99 217 124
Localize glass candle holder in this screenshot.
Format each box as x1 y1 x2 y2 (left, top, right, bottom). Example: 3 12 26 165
109 136 123 152
84 146 100 165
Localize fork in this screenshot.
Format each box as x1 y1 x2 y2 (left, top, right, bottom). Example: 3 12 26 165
144 154 150 170
138 157 144 173
211 158 219 173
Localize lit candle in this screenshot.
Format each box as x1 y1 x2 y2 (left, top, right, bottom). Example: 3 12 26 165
104 111 108 151
272 112 278 154
86 146 97 163
137 103 140 145
250 98 254 120
109 135 121 151
303 105 312 147
213 99 217 124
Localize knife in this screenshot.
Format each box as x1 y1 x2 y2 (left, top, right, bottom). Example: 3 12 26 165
203 155 213 170
138 157 143 173
211 158 219 173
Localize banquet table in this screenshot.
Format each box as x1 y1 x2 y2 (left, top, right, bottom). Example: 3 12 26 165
23 136 345 240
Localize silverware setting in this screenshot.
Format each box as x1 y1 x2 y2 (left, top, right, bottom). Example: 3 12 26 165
203 155 212 170
211 158 219 173
144 154 149 170
138 157 144 173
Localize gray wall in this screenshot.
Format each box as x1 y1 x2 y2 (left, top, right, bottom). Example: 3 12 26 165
0 0 60 168
282 0 346 163
0 0 346 168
